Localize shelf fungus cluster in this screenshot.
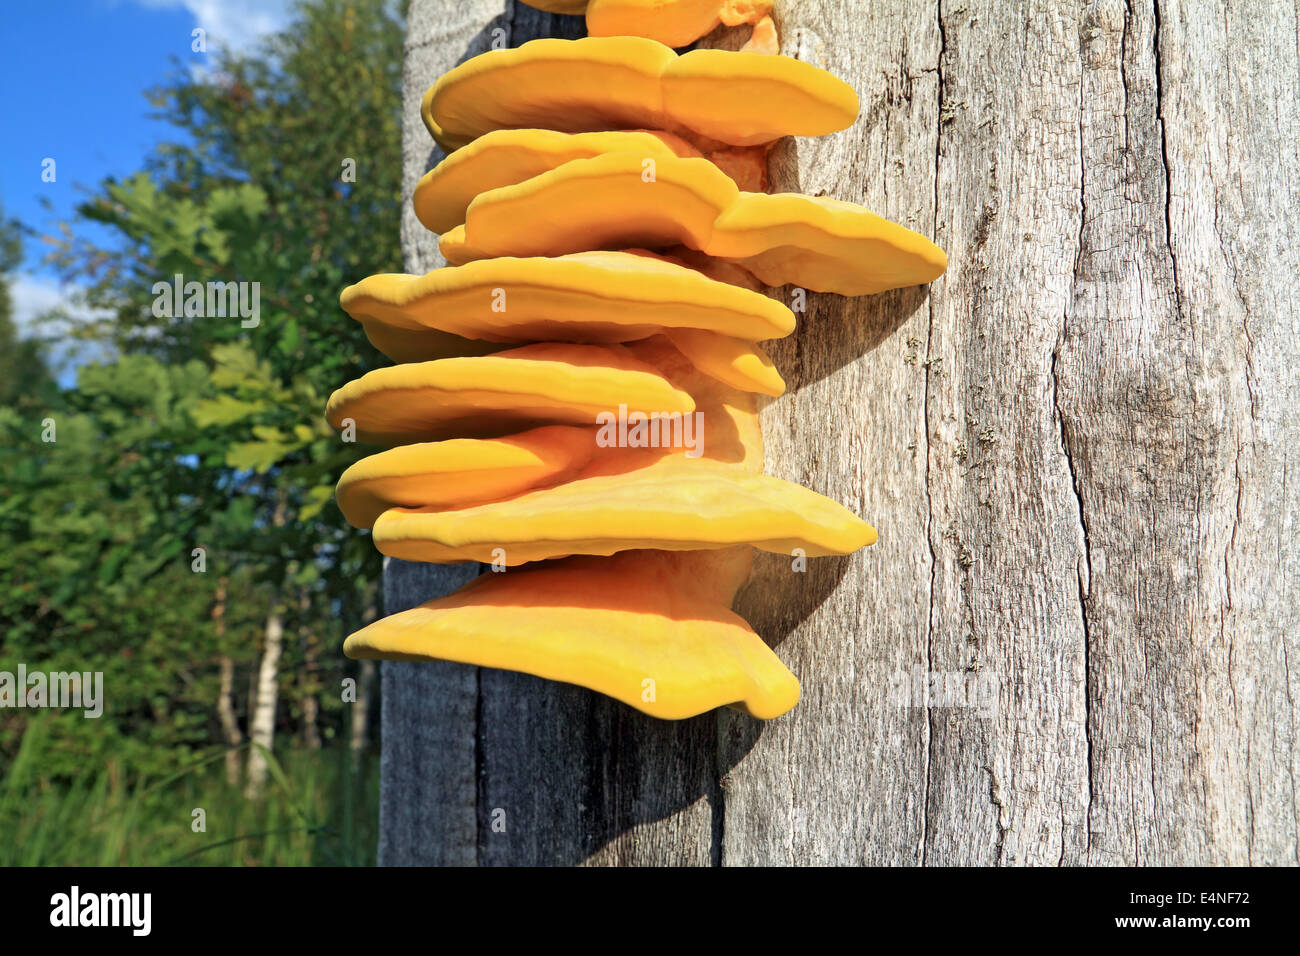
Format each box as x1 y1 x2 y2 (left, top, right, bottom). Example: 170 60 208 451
326 10 946 720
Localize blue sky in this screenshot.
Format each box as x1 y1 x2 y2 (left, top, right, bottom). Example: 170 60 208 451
0 0 293 339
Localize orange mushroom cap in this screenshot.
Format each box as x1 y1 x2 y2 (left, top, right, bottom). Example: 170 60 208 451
440 153 948 295
422 36 858 151
339 250 795 362
371 455 878 565
325 342 694 446
414 128 702 234
587 0 774 49
520 0 775 49
335 425 598 529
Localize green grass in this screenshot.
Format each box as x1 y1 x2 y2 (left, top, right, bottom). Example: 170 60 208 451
0 718 378 866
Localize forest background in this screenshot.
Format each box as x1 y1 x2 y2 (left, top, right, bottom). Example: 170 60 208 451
0 0 403 865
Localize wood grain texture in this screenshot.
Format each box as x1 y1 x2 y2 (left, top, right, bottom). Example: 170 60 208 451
380 0 580 866
384 0 1300 864
472 7 726 867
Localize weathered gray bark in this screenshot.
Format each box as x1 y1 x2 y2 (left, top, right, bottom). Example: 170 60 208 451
383 0 1300 865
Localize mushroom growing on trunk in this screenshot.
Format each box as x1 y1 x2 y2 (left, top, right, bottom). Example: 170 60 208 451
327 19 945 719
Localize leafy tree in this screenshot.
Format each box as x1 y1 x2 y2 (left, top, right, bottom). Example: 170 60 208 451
22 0 403 793
0 212 56 410
0 355 235 777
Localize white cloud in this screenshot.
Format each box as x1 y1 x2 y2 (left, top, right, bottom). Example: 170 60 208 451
128 0 295 56
9 275 113 384
11 274 114 333
10 274 78 335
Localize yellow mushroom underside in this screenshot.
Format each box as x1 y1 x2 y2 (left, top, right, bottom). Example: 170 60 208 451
343 550 801 720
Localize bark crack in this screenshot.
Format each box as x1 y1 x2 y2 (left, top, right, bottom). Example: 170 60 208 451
1056 30 1096 861
474 664 485 865
1153 0 1186 327
1210 182 1259 425
1227 445 1243 614
1057 801 1067 865
1151 0 1188 866
984 765 1010 864
919 0 947 868
1285 634 1300 865
1215 166 1252 693
1120 0 1133 153
1054 346 1096 860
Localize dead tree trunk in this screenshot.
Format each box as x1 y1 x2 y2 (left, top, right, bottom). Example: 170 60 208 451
246 497 295 799
381 0 1300 865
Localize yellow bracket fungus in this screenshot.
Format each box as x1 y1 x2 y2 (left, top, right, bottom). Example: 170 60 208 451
339 250 794 361
335 424 598 529
439 152 948 295
740 13 778 54
422 36 858 151
663 327 784 396
414 129 702 234
328 20 947 721
344 550 800 720
325 342 694 445
372 456 877 565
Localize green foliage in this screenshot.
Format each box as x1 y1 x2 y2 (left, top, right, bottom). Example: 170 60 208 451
55 0 405 387
0 720 378 866
41 0 398 607
0 354 254 777
1 0 401 844
0 212 56 411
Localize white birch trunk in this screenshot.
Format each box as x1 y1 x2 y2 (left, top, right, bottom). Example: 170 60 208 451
244 608 284 799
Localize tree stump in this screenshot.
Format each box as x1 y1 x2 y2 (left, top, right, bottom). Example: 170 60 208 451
381 0 1300 865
